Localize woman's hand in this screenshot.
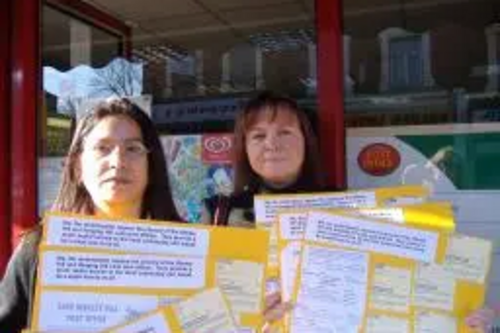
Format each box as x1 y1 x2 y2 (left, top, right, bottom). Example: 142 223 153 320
261 291 294 332
466 307 497 332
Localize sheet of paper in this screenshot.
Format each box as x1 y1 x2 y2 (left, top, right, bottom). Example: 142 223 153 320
44 214 210 256
174 288 238 333
341 202 455 232
281 241 301 302
110 311 172 333
414 311 457 333
279 212 308 241
305 211 439 263
36 290 159 332
277 212 307 302
365 314 409 333
40 250 206 290
351 207 406 223
35 213 270 332
255 186 428 281
107 289 237 333
290 245 368 333
254 192 377 224
369 264 412 313
443 234 492 283
254 185 429 223
382 195 425 206
413 263 456 311
215 259 264 325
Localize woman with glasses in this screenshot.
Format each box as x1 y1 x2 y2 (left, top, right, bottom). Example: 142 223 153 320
0 98 181 332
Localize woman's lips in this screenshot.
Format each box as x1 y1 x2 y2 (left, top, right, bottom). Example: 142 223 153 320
103 177 131 185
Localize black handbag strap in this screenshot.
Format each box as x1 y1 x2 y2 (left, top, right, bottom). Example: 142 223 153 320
213 194 231 226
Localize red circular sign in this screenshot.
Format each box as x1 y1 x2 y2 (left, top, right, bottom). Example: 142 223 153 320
357 143 401 176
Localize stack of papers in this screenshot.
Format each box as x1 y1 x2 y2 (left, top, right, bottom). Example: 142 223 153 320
23 185 493 333
253 185 492 333
26 214 270 333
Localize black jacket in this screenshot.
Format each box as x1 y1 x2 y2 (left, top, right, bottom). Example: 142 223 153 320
0 229 40 332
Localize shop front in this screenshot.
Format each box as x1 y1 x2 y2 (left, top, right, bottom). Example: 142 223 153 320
1 0 499 302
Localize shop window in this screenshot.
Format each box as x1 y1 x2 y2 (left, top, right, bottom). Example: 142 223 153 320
40 4 125 214
378 28 435 92
344 35 354 95
223 44 258 93
166 53 197 97
485 23 500 91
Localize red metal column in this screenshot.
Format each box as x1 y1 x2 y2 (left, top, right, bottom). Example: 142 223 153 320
316 0 346 190
0 0 13 275
11 0 40 248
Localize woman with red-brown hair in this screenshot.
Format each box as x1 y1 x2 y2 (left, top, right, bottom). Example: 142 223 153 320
203 91 326 227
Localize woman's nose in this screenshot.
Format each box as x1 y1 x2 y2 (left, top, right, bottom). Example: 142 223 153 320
264 134 279 149
107 146 126 168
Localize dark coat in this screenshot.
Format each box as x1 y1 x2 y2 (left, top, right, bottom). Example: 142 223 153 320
0 229 40 333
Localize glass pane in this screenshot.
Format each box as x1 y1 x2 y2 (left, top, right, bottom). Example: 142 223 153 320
39 0 317 223
39 5 122 214
126 0 317 221
344 0 500 304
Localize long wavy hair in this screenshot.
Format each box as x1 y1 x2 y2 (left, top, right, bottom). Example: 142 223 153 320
52 98 181 221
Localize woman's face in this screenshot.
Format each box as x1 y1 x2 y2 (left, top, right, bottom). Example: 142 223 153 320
78 115 149 208
245 107 305 186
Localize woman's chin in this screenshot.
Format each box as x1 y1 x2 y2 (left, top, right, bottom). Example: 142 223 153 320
99 192 139 205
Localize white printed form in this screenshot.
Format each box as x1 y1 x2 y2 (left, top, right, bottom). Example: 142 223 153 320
414 311 457 333
305 211 439 263
413 263 456 312
216 259 264 325
281 241 302 302
278 212 307 302
108 289 237 333
443 234 493 283
254 192 377 223
174 288 238 333
369 264 412 313
279 212 308 241
352 207 405 224
40 250 206 290
289 245 369 333
37 291 160 332
110 311 172 333
365 315 409 333
44 215 210 256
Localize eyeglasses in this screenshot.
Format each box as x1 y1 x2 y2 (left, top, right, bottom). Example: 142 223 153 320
83 140 150 160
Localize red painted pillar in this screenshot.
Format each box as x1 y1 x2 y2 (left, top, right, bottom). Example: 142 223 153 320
0 0 13 276
11 0 40 248
316 0 346 190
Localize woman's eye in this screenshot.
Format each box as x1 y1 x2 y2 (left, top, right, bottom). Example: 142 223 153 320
127 144 143 154
279 129 292 136
94 143 112 154
126 145 141 154
251 133 265 141
126 142 149 156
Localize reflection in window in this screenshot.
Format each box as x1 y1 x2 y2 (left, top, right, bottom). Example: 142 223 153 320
40 4 123 214
485 23 500 92
388 35 423 90
379 28 434 93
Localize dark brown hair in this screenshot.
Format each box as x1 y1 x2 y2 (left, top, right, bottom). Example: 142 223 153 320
52 98 181 221
232 91 325 195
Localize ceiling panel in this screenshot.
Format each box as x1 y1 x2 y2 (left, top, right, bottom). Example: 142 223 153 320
88 0 204 21
220 3 307 25
137 13 225 37
200 0 296 10
164 30 241 50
